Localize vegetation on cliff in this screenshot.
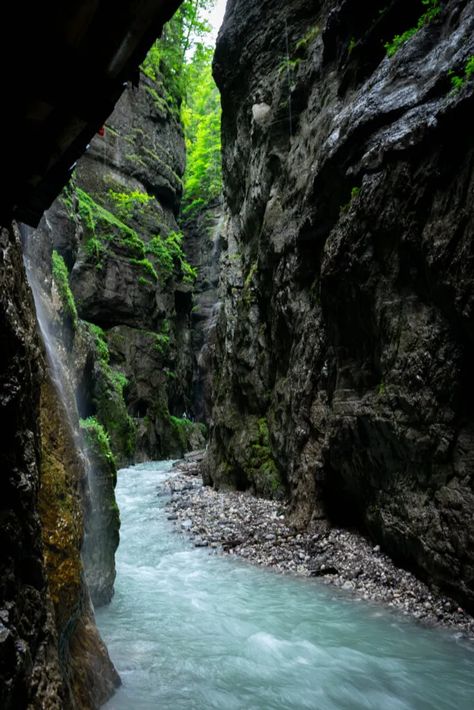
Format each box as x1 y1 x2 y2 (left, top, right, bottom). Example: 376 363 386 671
80 416 116 468
142 1 222 217
384 0 441 57
182 44 222 215
46 0 221 469
52 250 78 328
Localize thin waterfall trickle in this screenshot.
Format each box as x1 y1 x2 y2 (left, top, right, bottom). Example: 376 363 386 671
21 222 81 440
20 221 119 608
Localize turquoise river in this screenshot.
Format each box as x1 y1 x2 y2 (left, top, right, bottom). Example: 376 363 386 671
96 461 474 709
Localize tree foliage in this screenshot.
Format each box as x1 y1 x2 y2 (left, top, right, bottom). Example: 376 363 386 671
142 1 222 214
182 44 222 214
141 0 215 106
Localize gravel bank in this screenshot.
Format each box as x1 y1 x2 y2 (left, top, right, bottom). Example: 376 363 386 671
163 453 474 639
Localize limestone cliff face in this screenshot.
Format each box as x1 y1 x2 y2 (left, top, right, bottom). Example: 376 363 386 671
39 379 119 707
63 71 204 460
0 223 59 709
0 223 118 709
182 200 224 421
0 3 194 705
206 0 474 610
23 216 121 610
25 61 208 618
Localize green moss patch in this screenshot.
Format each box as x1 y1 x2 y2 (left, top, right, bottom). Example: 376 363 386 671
384 0 441 57
449 55 474 93
80 416 115 467
52 250 78 328
146 230 197 283
84 321 137 462
76 187 145 264
247 418 284 498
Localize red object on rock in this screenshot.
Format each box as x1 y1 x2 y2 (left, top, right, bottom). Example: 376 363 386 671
98 126 105 137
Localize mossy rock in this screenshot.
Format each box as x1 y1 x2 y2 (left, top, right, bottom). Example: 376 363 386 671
212 413 285 499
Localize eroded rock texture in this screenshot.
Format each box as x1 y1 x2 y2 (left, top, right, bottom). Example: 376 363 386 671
24 216 121 610
63 72 204 460
0 223 57 709
0 224 118 709
206 0 474 610
183 200 224 421
39 378 119 707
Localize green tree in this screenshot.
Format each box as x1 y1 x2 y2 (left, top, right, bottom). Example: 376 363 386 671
182 43 222 214
142 1 222 213
142 0 215 106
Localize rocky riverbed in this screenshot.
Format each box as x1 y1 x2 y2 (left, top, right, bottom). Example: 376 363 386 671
163 453 474 639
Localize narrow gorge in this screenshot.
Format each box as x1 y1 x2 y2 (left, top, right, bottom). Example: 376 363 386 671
1 0 474 708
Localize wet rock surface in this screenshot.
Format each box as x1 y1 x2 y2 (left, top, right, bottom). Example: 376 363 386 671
29 69 205 469
0 223 60 709
68 75 200 461
166 456 474 640
39 377 120 706
182 201 224 421
0 3 195 706
207 0 474 612
0 223 119 708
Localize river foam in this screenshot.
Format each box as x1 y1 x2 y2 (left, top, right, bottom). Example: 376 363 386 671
97 461 474 710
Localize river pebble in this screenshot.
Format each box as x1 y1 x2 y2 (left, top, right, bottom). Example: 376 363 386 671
164 455 474 639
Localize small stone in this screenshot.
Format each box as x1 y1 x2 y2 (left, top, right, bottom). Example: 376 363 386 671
194 539 208 548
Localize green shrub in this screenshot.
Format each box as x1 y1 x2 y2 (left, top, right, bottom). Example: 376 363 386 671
51 250 78 328
110 370 129 396
129 258 158 281
295 25 320 54
170 415 194 450
154 321 171 355
85 322 109 363
80 416 115 465
76 187 145 261
107 189 153 221
340 186 361 215
138 276 154 288
146 231 197 283
146 236 174 277
466 56 474 80
385 0 441 57
449 54 474 92
248 418 283 498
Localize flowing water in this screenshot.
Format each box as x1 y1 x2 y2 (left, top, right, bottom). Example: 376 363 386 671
22 225 72 414
97 461 474 710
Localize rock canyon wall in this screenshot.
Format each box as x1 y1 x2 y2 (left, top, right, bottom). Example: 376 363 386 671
206 0 474 611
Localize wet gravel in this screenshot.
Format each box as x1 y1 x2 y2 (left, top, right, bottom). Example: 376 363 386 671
163 454 474 640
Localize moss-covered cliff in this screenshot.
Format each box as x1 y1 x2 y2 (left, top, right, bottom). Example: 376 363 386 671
46 68 206 464
0 223 119 709
39 379 119 707
206 0 474 611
